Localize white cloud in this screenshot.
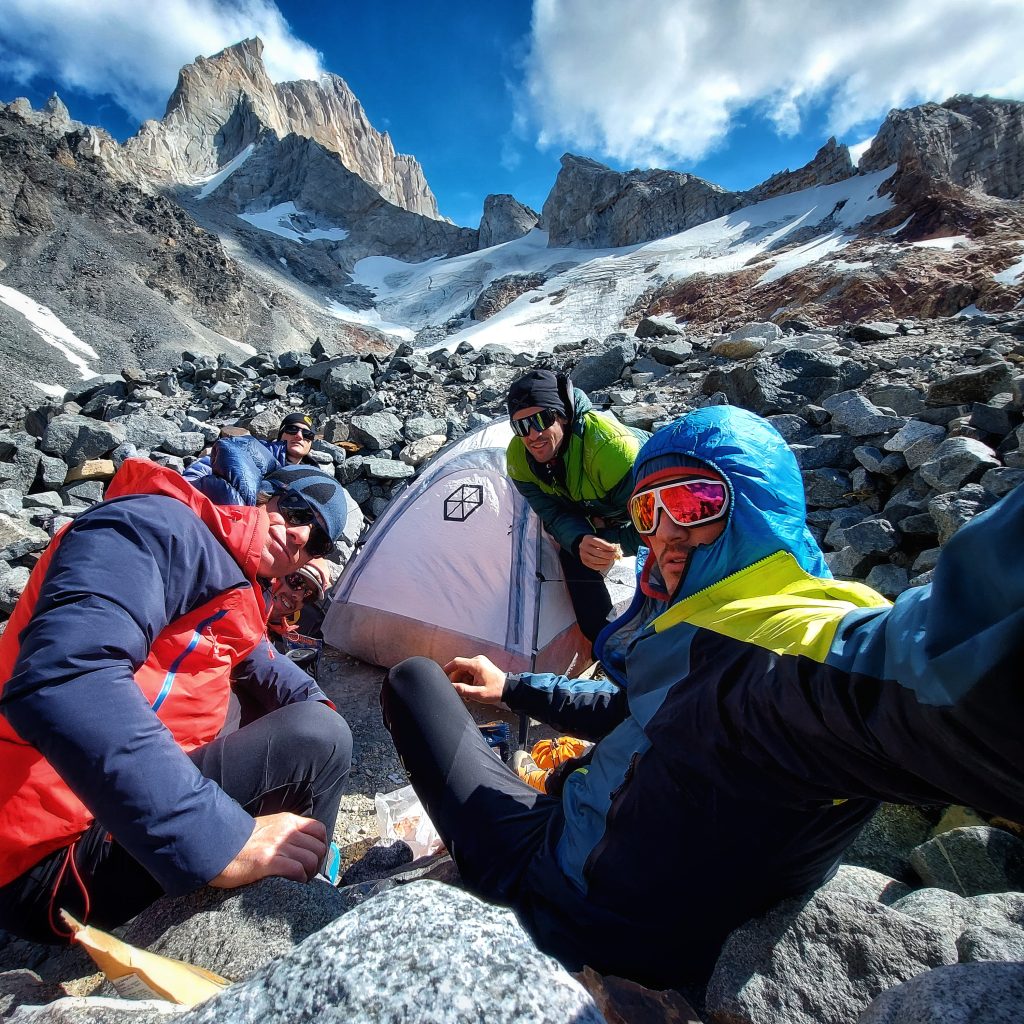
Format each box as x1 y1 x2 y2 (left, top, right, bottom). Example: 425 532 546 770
524 0 1024 166
0 0 322 125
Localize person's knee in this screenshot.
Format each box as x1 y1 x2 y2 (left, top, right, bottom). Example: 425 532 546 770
272 701 352 771
385 656 443 702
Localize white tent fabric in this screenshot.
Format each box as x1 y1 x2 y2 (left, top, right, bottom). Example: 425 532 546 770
323 419 633 677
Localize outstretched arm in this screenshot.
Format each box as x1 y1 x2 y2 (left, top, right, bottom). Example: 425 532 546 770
445 656 627 741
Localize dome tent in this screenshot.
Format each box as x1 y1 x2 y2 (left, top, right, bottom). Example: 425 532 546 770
322 419 633 680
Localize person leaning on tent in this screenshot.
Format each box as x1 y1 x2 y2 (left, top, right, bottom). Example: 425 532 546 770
505 369 650 644
380 405 1024 986
183 411 320 503
0 459 354 943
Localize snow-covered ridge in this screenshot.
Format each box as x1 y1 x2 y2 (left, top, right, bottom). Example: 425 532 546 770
337 167 896 352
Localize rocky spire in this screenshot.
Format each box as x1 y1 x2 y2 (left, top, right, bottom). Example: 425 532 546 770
123 38 443 219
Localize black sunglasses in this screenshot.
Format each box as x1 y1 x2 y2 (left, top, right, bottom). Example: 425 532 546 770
275 491 334 557
281 425 315 441
511 409 559 437
284 572 318 598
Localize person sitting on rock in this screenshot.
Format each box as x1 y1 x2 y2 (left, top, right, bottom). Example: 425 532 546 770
381 404 1023 987
0 460 354 943
505 369 650 646
183 412 320 503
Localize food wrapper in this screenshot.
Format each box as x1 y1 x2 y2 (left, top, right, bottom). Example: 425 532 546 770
61 911 229 1005
374 784 445 858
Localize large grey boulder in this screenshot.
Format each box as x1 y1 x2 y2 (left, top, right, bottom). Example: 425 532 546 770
918 436 1000 491
892 889 1024 961
0 515 50 562
322 362 375 411
859 962 1024 1024
119 878 350 982
178 881 603 1024
109 413 182 453
705 891 957 1024
572 337 638 392
348 412 403 452
928 485 992 544
909 827 1024 896
41 415 127 465
926 361 1014 406
824 392 906 436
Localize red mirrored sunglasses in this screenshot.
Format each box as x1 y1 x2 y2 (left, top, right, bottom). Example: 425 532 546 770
628 479 729 536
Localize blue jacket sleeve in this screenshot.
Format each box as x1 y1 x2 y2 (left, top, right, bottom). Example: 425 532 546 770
0 499 257 895
503 671 628 741
233 640 331 713
198 437 288 506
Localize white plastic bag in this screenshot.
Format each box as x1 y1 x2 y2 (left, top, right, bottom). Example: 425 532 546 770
373 785 445 858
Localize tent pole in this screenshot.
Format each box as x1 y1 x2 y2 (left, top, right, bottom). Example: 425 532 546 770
520 519 547 752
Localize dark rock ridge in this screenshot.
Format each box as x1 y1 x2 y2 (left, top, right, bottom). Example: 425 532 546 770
747 136 856 203
0 108 396 403
542 153 745 248
861 94 1024 200
123 37 442 220
203 131 477 269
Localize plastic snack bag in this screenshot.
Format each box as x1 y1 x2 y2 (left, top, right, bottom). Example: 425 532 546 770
374 785 445 858
62 911 229 1005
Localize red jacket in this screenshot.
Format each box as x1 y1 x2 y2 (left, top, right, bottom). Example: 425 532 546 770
0 460 269 888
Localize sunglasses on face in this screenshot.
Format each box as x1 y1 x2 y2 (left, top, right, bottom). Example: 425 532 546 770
281 425 315 440
275 490 334 557
628 479 729 536
283 573 318 600
511 409 559 437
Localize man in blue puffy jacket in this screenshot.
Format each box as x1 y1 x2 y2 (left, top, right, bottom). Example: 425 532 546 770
381 405 1024 986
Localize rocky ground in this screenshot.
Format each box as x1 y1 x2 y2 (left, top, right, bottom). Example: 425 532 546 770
2 308 1024 1022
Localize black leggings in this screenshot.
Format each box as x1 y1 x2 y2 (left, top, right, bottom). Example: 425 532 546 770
0 701 351 943
559 547 612 644
380 657 559 903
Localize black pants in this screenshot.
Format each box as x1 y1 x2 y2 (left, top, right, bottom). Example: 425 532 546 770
381 658 559 902
559 546 612 644
0 701 352 943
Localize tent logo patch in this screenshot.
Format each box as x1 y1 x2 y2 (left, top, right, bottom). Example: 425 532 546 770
444 484 484 522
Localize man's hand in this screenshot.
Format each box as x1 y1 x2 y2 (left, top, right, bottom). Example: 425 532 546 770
209 812 327 888
444 655 507 705
578 534 622 572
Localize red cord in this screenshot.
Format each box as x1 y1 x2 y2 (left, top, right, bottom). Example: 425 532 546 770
47 840 90 940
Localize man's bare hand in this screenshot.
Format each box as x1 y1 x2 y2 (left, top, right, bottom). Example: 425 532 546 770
209 813 327 889
578 534 622 572
444 655 507 705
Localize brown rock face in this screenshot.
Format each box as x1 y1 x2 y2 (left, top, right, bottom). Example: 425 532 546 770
123 38 442 219
861 95 1024 200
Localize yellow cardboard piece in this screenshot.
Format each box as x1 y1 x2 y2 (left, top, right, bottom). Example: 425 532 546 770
61 910 229 1006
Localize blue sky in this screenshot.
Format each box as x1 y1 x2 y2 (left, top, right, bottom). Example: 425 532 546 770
1 1 1022 229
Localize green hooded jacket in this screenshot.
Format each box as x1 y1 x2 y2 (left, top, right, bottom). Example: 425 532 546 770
506 388 650 555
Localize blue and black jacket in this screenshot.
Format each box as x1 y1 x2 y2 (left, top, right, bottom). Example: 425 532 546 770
503 406 1024 983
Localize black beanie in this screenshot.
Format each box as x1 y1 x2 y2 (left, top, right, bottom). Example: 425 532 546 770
506 370 569 419
278 412 314 438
